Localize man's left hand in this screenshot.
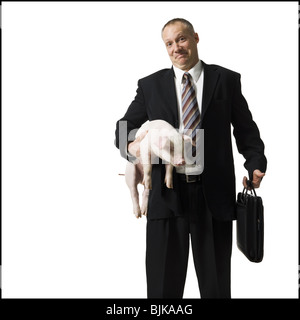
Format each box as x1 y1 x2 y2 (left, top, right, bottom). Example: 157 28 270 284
243 169 265 189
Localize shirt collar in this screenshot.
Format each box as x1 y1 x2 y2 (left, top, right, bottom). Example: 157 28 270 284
173 60 202 83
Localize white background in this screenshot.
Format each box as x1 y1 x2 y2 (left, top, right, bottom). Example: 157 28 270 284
2 1 298 298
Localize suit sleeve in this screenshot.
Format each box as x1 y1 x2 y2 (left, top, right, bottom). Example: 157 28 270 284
231 74 267 180
114 80 148 161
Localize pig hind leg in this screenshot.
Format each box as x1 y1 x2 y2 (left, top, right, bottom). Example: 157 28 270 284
142 164 152 190
125 162 143 218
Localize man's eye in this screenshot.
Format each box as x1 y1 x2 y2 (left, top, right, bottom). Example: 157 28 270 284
166 43 172 47
179 37 185 41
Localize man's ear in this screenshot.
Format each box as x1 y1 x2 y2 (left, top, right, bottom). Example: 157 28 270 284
194 32 199 44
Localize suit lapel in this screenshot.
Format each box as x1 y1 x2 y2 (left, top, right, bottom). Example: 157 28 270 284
155 69 179 128
200 61 220 125
161 68 179 128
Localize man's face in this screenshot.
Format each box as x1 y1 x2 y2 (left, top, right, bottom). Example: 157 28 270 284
162 22 199 71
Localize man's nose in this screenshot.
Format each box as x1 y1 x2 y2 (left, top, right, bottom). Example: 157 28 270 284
174 42 181 52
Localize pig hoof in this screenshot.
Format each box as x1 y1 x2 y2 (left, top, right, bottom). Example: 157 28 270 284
145 183 152 190
134 208 142 218
141 206 148 216
165 179 173 189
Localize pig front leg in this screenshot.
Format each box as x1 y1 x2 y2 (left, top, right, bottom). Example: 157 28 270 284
164 164 174 189
125 162 143 218
140 188 150 216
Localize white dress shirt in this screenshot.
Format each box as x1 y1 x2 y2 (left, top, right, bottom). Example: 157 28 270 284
173 60 204 175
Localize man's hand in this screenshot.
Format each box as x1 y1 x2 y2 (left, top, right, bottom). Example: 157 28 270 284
243 169 265 189
128 130 148 159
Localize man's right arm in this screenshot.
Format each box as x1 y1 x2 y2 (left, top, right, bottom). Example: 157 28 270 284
114 80 148 162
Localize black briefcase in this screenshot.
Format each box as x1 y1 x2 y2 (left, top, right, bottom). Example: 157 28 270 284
236 181 264 262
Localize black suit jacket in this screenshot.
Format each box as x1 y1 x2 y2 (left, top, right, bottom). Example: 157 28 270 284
115 61 267 221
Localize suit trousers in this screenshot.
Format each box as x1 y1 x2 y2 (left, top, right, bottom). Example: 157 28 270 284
146 177 232 298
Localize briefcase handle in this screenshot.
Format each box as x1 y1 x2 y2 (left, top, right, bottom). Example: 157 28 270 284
243 179 257 197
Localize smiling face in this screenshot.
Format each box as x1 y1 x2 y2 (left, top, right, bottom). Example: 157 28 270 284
162 22 199 71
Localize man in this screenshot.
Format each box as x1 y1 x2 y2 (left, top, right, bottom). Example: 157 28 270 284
115 18 267 298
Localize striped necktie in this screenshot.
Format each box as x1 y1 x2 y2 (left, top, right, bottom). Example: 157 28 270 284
182 72 200 156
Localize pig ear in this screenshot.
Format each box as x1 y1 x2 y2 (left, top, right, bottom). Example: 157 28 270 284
183 135 196 146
